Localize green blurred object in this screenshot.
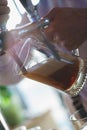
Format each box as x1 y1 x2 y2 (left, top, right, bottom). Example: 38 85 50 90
0 86 24 128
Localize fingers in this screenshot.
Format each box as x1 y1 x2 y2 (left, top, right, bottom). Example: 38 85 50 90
0 6 10 24
0 14 9 24
0 6 10 15
0 0 10 24
0 0 8 6
0 0 10 15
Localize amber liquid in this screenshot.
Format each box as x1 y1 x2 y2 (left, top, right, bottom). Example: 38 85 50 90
23 57 79 91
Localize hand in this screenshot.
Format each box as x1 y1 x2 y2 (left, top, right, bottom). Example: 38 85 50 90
0 0 10 24
44 7 87 50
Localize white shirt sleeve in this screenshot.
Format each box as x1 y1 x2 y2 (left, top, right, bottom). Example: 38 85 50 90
0 37 33 85
0 52 23 85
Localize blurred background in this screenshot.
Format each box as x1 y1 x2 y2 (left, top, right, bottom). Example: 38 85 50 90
0 77 74 130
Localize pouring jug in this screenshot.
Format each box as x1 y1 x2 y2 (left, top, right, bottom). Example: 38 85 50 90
0 0 87 97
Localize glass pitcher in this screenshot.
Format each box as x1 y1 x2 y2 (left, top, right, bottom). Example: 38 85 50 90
0 0 87 97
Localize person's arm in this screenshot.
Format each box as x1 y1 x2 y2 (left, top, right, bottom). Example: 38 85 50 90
0 0 23 85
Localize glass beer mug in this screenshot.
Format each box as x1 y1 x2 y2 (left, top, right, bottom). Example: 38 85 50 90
1 0 87 97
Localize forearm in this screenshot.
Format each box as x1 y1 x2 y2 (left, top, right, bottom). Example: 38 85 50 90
0 53 23 85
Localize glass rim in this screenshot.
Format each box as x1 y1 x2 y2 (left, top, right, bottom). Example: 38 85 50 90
70 108 87 121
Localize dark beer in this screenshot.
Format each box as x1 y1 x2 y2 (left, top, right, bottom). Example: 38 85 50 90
22 57 80 92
